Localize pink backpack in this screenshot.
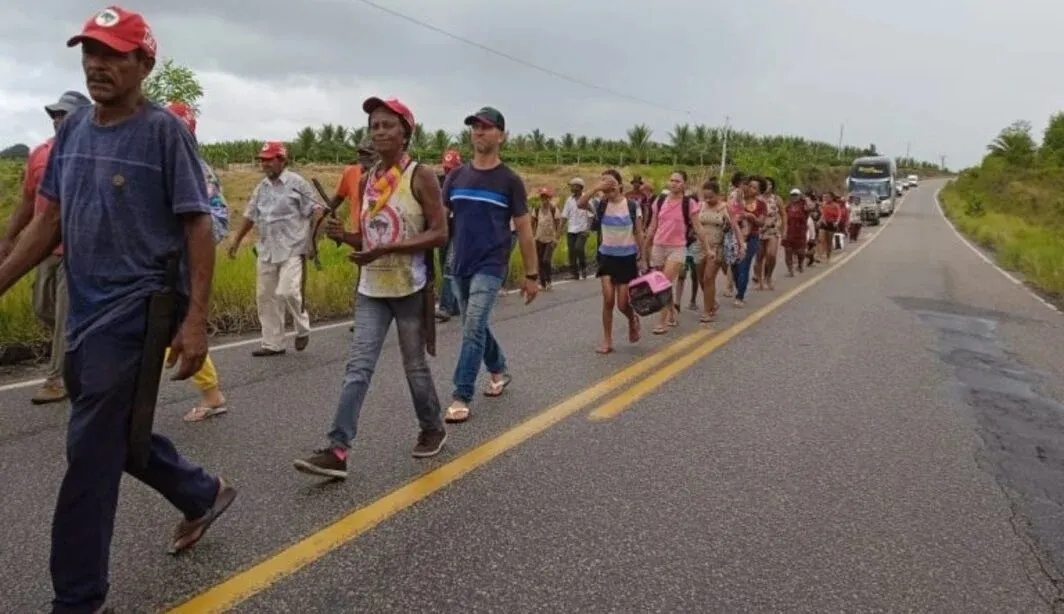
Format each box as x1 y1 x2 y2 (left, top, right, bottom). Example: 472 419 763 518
628 270 673 317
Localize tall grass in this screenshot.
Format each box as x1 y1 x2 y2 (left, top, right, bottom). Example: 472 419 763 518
940 173 1064 297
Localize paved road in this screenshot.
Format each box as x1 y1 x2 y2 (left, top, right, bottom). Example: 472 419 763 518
2 181 1063 613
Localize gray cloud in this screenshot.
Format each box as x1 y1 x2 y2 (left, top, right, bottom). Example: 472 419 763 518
3 0 1064 168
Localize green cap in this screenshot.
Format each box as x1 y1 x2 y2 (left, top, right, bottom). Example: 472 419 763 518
463 106 505 131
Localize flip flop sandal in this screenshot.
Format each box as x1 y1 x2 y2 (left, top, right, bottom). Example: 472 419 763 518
169 478 237 554
183 405 228 423
596 345 614 354
699 315 714 323
652 327 668 335
445 402 470 423
668 320 679 327
483 374 512 397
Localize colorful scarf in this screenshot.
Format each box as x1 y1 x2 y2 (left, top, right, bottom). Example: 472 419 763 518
364 153 411 218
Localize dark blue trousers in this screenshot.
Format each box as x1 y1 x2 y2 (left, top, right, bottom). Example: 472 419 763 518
51 310 219 614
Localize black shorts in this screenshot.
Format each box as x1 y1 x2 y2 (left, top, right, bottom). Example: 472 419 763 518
819 222 838 233
596 253 640 285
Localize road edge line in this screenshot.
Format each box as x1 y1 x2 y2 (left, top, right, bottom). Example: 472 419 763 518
933 185 1060 314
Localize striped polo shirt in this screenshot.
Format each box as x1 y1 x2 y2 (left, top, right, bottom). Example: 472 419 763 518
443 162 529 278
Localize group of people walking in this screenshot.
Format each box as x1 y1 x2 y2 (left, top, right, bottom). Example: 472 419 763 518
0 5 871 613
525 170 864 353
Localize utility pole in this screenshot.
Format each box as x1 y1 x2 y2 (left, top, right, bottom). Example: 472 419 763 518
940 154 947 171
719 115 730 182
905 141 911 159
837 123 845 159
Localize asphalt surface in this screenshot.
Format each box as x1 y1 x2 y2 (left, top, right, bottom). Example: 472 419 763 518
1 181 1062 613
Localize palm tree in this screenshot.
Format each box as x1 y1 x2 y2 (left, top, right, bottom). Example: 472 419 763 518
626 124 652 162
530 129 546 151
432 129 451 152
411 122 429 152
295 126 316 158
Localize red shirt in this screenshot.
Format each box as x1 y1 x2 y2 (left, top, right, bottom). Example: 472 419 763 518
23 138 61 256
821 202 842 224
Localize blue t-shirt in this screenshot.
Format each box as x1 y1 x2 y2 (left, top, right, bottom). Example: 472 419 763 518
38 102 211 350
442 162 528 278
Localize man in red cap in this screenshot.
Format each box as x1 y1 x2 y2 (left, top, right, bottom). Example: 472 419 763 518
0 89 91 405
435 148 462 322
227 140 324 356
0 6 236 613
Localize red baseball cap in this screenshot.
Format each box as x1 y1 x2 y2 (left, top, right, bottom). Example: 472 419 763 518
442 149 461 169
258 141 288 160
67 6 157 58
362 97 415 131
166 102 196 135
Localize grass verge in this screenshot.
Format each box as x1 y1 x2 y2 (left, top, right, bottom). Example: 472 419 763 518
939 183 1064 299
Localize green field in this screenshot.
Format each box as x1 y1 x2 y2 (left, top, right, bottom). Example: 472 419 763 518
939 116 1064 301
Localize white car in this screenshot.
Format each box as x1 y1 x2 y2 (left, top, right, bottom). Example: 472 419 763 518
906 174 919 188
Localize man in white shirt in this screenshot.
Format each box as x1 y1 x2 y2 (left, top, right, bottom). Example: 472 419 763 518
228 141 323 356
560 177 592 279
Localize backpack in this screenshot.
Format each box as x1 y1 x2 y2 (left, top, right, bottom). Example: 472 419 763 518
653 194 696 246
199 159 230 245
591 198 639 241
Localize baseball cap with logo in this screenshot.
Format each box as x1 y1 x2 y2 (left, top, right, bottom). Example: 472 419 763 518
442 149 462 170
67 6 157 58
166 102 196 135
258 141 288 160
44 90 91 117
463 106 505 131
362 97 415 131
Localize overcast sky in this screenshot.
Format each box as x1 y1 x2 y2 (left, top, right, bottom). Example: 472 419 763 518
2 0 1062 169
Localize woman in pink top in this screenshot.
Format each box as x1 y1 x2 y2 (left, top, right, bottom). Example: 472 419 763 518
643 170 711 334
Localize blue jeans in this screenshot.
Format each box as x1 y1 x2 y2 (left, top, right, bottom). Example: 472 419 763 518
437 242 459 316
733 235 760 301
328 291 443 448
451 273 507 403
53 309 218 614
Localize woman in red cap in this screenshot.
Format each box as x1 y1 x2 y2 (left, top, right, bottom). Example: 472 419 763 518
294 96 450 480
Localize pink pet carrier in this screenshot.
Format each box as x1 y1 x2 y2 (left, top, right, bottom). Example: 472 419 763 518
628 270 673 317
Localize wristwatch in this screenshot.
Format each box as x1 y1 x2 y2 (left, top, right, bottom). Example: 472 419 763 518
525 273 539 282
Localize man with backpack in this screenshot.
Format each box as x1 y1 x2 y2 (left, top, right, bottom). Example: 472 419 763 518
166 102 230 422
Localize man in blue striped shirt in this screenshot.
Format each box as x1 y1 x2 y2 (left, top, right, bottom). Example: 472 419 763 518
441 106 539 423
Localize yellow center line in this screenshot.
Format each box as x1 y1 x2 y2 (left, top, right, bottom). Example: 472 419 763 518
169 196 905 613
166 328 713 613
588 199 901 420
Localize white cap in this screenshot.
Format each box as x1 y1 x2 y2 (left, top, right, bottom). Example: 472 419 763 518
569 177 585 187
789 188 802 195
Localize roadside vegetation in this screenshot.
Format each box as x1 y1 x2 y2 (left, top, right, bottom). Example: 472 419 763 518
0 57 943 362
940 115 1064 300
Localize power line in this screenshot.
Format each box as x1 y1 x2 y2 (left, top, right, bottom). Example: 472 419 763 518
352 0 694 119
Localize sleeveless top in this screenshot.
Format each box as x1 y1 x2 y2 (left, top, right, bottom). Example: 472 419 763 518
357 161 427 298
760 195 782 238
698 204 727 248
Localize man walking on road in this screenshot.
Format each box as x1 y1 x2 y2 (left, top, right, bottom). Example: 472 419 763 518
228 141 323 357
293 96 449 479
441 106 539 423
0 6 236 612
561 177 591 279
0 89 90 405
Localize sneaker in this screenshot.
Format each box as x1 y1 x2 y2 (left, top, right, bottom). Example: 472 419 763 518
293 447 348 479
412 428 447 458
